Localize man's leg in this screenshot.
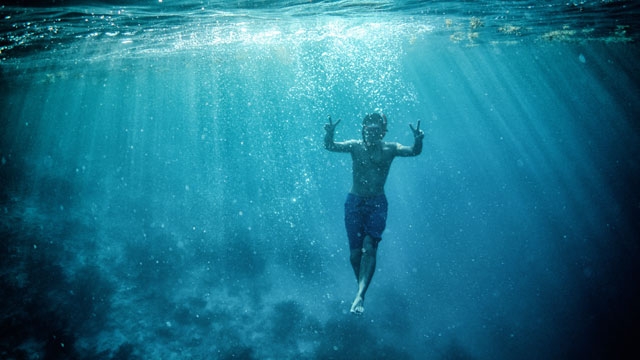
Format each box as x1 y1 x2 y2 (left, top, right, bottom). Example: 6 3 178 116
350 235 377 314
350 249 362 281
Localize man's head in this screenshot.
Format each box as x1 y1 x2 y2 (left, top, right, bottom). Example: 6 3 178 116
362 112 387 146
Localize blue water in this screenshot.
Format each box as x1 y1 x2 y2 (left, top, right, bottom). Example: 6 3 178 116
1 1 639 359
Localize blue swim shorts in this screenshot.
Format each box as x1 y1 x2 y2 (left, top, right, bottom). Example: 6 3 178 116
344 193 388 250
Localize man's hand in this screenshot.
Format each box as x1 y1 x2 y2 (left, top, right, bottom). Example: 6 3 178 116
324 116 341 133
409 121 424 140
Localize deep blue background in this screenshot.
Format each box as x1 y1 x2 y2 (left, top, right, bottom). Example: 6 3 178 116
1 7 639 359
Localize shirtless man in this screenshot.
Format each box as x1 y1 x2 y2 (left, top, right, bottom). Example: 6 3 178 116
324 112 424 314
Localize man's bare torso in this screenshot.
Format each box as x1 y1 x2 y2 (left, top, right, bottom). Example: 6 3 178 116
350 141 397 197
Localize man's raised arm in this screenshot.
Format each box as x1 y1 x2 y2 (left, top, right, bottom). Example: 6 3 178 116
324 116 352 153
396 121 425 157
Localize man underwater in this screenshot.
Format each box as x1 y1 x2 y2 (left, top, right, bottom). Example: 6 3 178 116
324 112 424 314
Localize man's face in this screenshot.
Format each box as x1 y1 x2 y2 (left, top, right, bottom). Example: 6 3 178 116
363 123 384 146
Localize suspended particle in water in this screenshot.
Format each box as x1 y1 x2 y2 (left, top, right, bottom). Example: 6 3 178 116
578 53 586 63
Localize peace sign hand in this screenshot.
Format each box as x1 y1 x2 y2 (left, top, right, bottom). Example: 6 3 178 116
409 120 424 140
324 116 341 133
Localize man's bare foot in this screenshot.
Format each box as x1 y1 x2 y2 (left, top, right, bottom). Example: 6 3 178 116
350 296 364 315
